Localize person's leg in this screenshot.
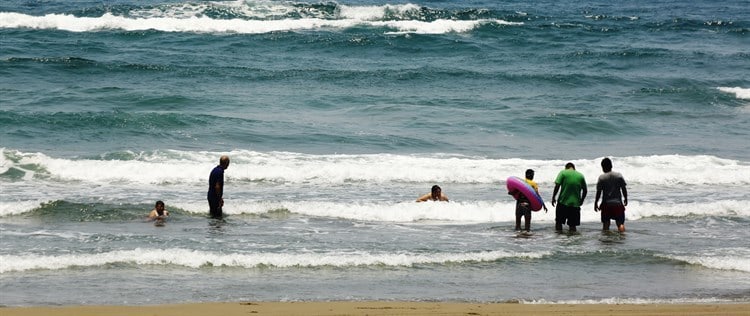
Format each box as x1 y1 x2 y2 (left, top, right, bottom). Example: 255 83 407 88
568 206 581 232
615 214 625 232
602 216 611 231
515 203 522 231
208 198 222 218
210 207 222 219
555 204 564 231
524 210 531 231
515 216 521 231
601 205 610 231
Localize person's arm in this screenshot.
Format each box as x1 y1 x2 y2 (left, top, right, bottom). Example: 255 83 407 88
214 182 223 198
622 186 628 206
215 181 224 206
416 193 430 202
594 189 601 212
580 185 587 204
551 184 560 207
146 210 157 221
440 193 449 202
531 185 548 211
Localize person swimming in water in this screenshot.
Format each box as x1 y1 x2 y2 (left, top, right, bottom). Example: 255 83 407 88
147 200 169 221
416 185 449 202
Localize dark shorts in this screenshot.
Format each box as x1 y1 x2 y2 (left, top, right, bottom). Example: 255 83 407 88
516 201 532 218
601 203 625 225
556 204 580 226
208 197 222 218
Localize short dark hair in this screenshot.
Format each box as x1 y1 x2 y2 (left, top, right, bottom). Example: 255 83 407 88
525 169 534 179
155 200 164 207
565 162 575 169
601 157 613 172
431 185 441 194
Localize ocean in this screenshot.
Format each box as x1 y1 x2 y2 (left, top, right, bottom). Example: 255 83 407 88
1 0 749 306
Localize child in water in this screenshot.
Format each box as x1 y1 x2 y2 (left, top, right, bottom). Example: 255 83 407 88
147 200 169 221
512 169 546 232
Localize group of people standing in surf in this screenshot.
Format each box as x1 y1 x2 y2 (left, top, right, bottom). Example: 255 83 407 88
415 157 628 234
148 155 627 235
509 158 628 234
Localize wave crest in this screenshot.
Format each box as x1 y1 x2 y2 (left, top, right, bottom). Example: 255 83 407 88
2 149 749 186
0 2 522 35
0 248 547 273
718 87 750 100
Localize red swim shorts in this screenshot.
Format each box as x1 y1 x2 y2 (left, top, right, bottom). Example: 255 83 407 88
600 203 625 224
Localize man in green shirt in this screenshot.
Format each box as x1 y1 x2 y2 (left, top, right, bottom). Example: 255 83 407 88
551 162 587 232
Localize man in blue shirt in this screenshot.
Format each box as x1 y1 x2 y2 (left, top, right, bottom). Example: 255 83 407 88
208 155 230 218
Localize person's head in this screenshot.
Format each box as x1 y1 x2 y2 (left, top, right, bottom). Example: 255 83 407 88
565 162 575 170
601 157 613 172
155 200 165 211
525 169 534 180
219 155 230 169
431 185 442 198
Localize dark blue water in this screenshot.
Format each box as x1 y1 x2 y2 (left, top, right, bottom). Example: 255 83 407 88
2 0 749 157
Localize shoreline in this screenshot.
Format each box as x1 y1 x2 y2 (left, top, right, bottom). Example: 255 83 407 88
2 302 749 316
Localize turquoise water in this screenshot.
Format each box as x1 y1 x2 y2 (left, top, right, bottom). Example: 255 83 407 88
1 0 749 306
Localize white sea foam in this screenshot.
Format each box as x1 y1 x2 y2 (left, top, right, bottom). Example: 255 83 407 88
0 248 549 273
0 150 9 174
0 200 45 217
2 197 747 222
660 250 750 273
2 149 748 220
625 200 750 220
0 229 90 240
2 149 748 186
338 4 422 21
204 200 518 222
174 199 750 222
718 87 750 100
0 11 515 34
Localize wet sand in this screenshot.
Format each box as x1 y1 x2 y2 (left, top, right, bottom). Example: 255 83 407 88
2 302 749 316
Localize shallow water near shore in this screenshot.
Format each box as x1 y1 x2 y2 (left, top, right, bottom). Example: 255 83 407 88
2 201 749 305
1 0 749 306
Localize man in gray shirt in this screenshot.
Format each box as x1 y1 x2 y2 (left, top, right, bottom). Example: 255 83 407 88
594 158 628 232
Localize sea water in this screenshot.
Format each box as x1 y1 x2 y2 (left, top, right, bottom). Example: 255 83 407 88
1 0 749 306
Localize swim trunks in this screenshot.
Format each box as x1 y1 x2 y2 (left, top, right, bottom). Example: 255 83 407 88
600 202 625 225
516 200 532 218
555 204 581 227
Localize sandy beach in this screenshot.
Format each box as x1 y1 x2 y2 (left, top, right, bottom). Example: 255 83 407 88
2 302 749 316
